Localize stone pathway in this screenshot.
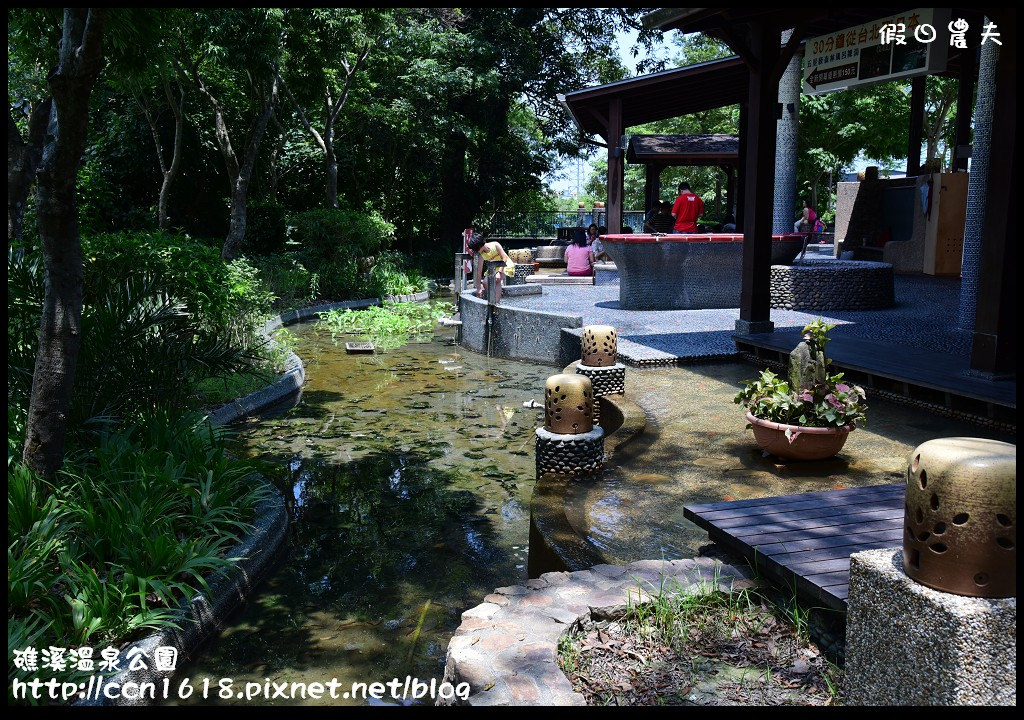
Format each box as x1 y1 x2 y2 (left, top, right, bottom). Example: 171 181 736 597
439 557 755 706
504 275 970 364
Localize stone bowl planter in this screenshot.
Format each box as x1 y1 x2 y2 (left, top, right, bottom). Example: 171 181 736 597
745 411 854 460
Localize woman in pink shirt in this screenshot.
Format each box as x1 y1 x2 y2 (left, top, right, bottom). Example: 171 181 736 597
564 229 595 276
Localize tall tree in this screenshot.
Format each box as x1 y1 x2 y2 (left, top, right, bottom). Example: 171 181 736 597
798 81 909 212
22 8 106 478
7 9 62 246
174 9 283 259
923 76 958 171
281 8 386 209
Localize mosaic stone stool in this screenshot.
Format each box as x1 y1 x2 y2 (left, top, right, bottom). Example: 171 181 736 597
508 263 534 285
535 374 604 476
574 325 625 426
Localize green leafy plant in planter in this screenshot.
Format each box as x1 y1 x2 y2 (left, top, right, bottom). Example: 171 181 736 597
734 319 867 460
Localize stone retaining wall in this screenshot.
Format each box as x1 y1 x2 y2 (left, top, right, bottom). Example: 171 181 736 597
459 291 582 366
770 259 894 311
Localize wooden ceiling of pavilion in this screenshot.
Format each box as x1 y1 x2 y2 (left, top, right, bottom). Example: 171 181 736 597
561 8 973 141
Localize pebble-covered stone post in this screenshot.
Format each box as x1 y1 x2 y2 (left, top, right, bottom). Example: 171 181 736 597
535 374 604 476
508 249 535 285
844 438 1016 705
574 325 625 426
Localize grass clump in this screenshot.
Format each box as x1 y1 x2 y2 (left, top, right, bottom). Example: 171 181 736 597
8 410 270 702
557 569 843 706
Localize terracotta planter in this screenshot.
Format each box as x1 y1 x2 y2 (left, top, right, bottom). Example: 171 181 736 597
745 412 854 461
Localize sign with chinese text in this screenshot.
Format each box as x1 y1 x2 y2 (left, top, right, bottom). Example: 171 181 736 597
803 8 951 95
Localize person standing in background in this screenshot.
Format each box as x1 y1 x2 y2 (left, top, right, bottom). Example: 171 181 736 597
671 182 704 233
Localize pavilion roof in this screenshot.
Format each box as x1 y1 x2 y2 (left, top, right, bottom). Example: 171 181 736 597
558 56 747 140
626 134 739 165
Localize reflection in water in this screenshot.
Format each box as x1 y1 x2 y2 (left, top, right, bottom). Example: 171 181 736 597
174 321 545 705
571 364 1013 563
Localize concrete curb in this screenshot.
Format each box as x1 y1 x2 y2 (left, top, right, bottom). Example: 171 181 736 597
438 557 755 706
81 291 432 705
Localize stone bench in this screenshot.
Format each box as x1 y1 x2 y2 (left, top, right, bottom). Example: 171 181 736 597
525 275 595 285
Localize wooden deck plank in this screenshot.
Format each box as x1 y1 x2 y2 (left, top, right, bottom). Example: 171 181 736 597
709 500 906 529
752 528 906 556
695 485 903 520
724 510 904 540
686 484 906 611
688 484 900 513
737 518 903 547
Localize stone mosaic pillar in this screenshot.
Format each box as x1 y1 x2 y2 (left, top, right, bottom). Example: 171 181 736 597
574 325 626 426
773 29 801 235
535 374 604 476
958 25 999 330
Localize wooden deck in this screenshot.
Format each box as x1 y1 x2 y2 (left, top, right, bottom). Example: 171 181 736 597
684 484 905 611
734 331 1016 423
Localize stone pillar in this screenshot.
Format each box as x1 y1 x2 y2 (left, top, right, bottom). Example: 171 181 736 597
535 374 604 476
773 28 801 234
844 548 1016 705
958 26 999 331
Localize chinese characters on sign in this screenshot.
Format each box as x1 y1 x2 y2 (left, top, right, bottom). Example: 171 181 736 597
13 644 179 674
803 8 956 95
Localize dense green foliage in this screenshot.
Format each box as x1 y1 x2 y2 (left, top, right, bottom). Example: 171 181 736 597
287 208 394 261
8 410 269 686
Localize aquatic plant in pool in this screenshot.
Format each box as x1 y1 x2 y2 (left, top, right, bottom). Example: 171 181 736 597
314 301 453 351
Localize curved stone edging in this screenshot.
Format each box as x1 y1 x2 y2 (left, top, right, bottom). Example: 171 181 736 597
82 291 431 705
211 291 431 425
439 557 755 706
459 291 582 366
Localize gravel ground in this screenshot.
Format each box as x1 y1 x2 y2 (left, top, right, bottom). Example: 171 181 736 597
504 275 970 360
558 590 841 707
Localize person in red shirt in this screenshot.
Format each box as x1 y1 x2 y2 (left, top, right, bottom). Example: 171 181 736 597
671 182 705 233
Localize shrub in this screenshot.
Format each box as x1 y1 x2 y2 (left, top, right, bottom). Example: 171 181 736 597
81 231 274 347
252 252 313 308
368 250 431 298
8 252 259 424
8 410 268 675
287 208 394 261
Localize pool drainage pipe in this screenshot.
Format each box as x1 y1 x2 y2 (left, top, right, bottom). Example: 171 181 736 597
484 260 503 357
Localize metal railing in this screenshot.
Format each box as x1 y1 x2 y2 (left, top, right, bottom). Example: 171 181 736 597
474 210 646 238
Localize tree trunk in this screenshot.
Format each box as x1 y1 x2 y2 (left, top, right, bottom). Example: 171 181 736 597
325 112 339 209
439 130 470 249
222 179 249 260
8 99 53 246
221 71 278 260
158 81 184 230
22 9 106 479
